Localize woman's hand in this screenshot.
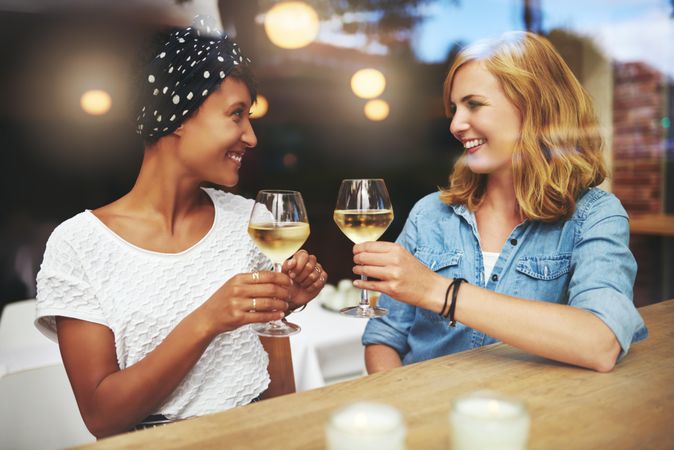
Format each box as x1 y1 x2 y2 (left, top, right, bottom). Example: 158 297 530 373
352 241 446 312
198 271 291 336
283 249 328 308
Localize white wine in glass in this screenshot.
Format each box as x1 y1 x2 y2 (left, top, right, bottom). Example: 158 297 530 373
248 190 310 337
247 223 311 263
334 179 393 317
333 209 394 244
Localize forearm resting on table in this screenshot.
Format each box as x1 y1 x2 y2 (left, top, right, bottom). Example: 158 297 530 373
453 283 621 372
365 344 403 374
58 311 214 438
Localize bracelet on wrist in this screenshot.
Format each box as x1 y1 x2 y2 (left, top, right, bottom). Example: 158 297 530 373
439 279 457 317
447 278 467 327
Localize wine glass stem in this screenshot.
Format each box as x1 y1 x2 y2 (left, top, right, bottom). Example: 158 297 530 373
270 263 285 327
359 274 370 310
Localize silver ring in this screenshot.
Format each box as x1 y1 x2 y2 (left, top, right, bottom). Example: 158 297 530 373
252 298 257 312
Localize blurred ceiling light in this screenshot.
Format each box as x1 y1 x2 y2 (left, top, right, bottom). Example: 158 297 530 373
364 99 390 122
351 68 386 99
264 2 319 49
80 89 112 116
250 95 269 119
283 153 298 168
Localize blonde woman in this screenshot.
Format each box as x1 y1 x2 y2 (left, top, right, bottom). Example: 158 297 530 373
358 31 646 373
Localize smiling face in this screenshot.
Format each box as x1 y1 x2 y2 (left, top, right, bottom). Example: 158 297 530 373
449 61 522 178
174 76 257 187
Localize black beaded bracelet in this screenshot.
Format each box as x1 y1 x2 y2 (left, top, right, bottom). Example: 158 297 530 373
439 280 455 318
447 278 467 327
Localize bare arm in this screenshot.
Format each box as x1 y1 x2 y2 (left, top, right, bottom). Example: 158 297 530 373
57 271 290 438
57 312 214 437
353 242 620 373
365 344 403 374
451 283 620 372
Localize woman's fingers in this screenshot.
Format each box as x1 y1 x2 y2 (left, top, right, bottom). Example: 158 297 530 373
244 271 291 287
244 283 291 301
353 278 389 294
240 297 289 312
288 251 310 281
296 258 320 285
353 241 397 254
299 265 328 292
352 264 394 280
353 251 396 267
286 250 309 274
284 255 297 272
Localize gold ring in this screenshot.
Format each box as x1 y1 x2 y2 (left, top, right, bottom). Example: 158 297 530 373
314 266 321 273
252 298 257 312
252 272 260 282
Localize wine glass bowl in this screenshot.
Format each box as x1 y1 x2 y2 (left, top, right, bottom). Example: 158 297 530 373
333 179 393 318
247 190 310 337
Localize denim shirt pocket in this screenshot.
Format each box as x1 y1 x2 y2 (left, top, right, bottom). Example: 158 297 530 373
413 248 463 323
515 253 572 302
415 247 463 275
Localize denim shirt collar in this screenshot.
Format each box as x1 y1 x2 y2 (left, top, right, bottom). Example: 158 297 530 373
448 203 479 235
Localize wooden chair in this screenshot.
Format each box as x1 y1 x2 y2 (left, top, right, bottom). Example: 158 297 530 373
259 336 296 398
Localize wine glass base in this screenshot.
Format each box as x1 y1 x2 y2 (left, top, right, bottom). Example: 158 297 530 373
339 305 388 318
252 321 301 337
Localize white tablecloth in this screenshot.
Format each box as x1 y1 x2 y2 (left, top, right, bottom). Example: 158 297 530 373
289 300 368 391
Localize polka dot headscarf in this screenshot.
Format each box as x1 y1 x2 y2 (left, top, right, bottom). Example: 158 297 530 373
135 16 252 140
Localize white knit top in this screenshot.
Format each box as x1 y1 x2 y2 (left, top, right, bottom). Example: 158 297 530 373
35 188 272 420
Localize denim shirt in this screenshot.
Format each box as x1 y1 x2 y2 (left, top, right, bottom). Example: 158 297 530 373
362 188 648 365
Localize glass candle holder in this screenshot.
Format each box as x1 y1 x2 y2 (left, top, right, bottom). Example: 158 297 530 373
449 391 530 450
326 401 406 450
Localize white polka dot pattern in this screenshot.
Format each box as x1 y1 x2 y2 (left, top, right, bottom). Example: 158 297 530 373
35 188 273 419
135 15 252 140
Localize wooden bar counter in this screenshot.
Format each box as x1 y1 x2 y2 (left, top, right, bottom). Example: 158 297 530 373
73 300 674 450
629 214 674 237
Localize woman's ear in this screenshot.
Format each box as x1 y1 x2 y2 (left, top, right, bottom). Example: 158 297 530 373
173 124 184 137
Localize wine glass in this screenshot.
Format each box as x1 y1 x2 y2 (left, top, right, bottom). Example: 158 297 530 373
333 179 393 317
248 190 310 337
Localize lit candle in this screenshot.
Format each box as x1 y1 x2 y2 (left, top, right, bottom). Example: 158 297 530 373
449 391 530 450
326 402 406 450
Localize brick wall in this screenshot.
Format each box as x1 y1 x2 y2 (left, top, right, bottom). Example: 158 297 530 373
612 62 664 212
612 62 666 306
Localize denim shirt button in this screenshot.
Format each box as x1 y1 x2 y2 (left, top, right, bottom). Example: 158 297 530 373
491 274 499 282
510 238 518 245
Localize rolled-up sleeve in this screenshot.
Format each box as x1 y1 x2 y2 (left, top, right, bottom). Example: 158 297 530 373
361 204 421 357
568 195 647 360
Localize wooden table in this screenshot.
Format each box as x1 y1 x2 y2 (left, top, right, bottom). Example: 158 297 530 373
74 300 674 450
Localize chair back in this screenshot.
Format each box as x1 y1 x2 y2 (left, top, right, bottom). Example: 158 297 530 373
0 365 95 449
0 300 95 449
260 336 296 398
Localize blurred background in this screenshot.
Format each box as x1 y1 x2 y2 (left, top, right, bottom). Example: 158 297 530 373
1 0 672 312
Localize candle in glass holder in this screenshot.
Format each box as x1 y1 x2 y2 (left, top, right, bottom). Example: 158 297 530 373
326 401 406 450
449 391 530 450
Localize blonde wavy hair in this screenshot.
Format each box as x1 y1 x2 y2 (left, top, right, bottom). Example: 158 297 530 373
440 31 607 222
